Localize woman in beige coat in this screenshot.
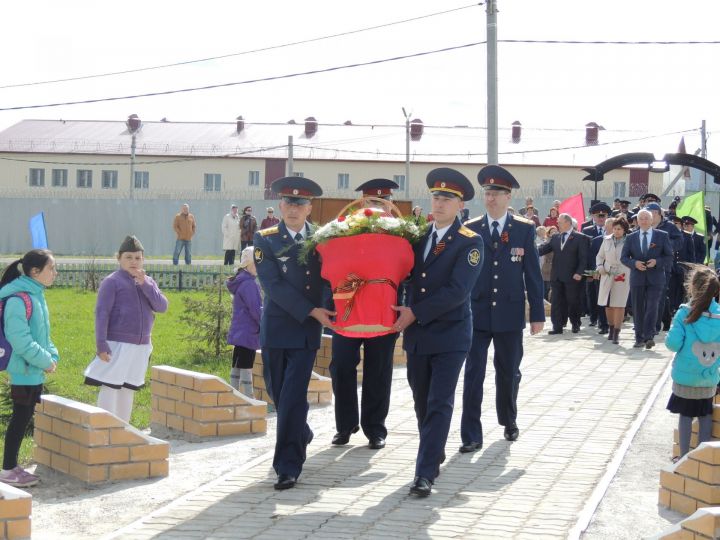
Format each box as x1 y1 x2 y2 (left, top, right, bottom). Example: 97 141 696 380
596 217 631 344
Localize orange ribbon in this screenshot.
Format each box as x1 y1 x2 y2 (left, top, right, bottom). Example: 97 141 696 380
333 273 398 322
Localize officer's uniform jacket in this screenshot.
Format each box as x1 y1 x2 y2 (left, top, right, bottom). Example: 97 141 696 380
253 221 324 350
403 218 483 355
692 231 706 263
466 213 545 332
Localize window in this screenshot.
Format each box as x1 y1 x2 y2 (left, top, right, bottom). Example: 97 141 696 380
134 171 149 189
248 170 260 187
52 169 68 187
393 174 406 191
77 170 93 188
204 173 221 191
292 172 304 177
613 181 626 198
101 170 118 189
338 173 350 190
29 168 45 187
542 179 555 197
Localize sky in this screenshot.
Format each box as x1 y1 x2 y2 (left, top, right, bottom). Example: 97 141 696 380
2 0 719 159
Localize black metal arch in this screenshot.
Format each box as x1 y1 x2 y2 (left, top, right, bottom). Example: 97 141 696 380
582 152 720 184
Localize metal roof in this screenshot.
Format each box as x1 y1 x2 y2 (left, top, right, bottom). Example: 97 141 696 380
0 118 699 168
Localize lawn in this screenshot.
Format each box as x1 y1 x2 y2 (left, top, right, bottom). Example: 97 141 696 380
0 287 234 465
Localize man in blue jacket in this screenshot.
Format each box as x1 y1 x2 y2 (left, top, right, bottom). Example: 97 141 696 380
620 209 673 349
253 176 335 490
460 165 544 453
392 168 483 497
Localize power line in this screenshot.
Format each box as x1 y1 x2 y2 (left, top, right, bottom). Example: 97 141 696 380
500 39 720 45
0 42 484 112
0 3 482 90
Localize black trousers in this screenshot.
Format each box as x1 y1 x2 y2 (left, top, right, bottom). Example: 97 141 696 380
550 279 583 330
223 249 236 266
3 385 42 470
330 332 397 439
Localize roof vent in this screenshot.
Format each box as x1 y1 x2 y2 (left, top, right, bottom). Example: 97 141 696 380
304 116 318 137
288 119 296 124
236 115 245 133
511 121 522 144
126 114 141 133
344 120 353 125
409 118 424 141
585 122 601 145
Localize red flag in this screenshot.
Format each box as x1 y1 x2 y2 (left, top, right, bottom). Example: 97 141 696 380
559 193 585 227
678 137 691 178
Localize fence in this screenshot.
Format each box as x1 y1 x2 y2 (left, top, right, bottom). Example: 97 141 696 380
0 263 231 291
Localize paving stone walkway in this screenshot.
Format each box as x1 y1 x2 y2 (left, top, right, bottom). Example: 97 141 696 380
107 328 672 539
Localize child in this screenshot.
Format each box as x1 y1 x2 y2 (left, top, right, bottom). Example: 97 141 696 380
666 265 720 460
84 236 168 422
226 246 262 396
0 249 58 487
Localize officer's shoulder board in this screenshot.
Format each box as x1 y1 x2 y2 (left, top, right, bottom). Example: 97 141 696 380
458 225 478 238
464 215 484 226
512 215 534 225
683 230 693 236
259 226 279 237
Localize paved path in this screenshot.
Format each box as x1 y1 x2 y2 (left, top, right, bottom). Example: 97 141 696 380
107 329 672 539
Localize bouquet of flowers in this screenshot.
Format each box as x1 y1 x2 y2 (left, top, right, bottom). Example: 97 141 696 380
308 199 427 338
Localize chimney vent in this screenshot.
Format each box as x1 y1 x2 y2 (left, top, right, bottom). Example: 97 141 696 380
585 122 600 145
409 118 424 141
511 121 522 144
304 116 318 137
236 115 245 133
126 114 141 133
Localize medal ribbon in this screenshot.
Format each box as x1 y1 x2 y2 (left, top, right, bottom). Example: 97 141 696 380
333 273 398 322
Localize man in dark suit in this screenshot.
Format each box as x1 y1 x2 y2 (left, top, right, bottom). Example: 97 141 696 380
538 213 589 334
667 215 695 317
460 165 545 454
582 202 611 332
392 168 483 497
682 216 707 263
620 209 673 349
253 177 336 490
329 178 400 450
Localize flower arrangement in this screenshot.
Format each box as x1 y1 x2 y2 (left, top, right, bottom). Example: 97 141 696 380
300 206 427 260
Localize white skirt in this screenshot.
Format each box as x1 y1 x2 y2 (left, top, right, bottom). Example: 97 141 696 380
84 340 153 390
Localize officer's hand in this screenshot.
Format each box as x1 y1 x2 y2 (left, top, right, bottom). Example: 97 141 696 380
572 273 582 281
310 307 336 328
530 322 544 335
635 261 646 271
646 258 656 268
391 305 416 332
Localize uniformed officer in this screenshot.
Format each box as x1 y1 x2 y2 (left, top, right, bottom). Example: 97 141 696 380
460 165 545 454
682 216 707 264
253 176 335 490
582 202 611 333
392 167 483 497
667 215 696 315
329 178 400 450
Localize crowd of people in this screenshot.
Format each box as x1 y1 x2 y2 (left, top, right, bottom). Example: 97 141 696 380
3 169 720 499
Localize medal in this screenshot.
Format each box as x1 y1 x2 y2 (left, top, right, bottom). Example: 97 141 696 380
282 264 288 273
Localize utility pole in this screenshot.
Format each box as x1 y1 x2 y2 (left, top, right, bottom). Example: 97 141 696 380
701 119 707 193
287 135 294 176
402 107 411 199
129 133 136 200
486 0 498 165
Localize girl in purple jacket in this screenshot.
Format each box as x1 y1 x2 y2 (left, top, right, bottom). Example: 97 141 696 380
227 246 262 396
84 236 168 422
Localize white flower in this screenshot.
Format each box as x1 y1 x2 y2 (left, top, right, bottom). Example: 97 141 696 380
377 216 401 230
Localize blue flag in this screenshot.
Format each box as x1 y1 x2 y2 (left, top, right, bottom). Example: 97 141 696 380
29 212 48 249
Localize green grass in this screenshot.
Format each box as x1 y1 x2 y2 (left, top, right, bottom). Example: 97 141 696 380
1 288 234 465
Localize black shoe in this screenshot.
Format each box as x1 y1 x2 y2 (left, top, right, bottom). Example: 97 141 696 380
409 477 432 497
274 474 296 490
504 424 519 441
332 425 359 446
645 339 655 349
589 321 597 327
598 327 609 335
368 437 386 450
633 340 644 348
458 442 482 454
548 329 563 335
571 325 580 333
662 326 670 332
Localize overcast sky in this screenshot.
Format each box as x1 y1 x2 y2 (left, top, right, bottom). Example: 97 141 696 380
2 0 719 159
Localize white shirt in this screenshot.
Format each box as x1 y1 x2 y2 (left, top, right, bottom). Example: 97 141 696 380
286 226 305 241
639 227 653 246
423 223 452 260
487 213 508 234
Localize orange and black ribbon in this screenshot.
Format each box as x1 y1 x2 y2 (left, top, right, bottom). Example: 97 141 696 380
433 241 446 255
333 273 398 322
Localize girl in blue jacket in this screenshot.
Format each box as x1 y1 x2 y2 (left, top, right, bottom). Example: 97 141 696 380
0 249 58 487
666 265 720 460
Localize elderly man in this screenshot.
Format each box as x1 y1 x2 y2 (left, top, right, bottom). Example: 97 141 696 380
172 203 196 265
539 213 589 334
221 204 240 265
620 209 673 349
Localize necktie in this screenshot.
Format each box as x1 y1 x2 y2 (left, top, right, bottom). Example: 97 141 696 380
425 231 437 261
561 232 567 249
642 231 648 255
294 232 303 243
491 221 500 246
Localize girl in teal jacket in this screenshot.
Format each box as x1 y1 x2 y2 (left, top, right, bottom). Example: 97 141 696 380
0 249 58 487
665 265 720 460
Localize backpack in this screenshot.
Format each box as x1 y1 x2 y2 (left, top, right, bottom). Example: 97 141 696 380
0 293 33 370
